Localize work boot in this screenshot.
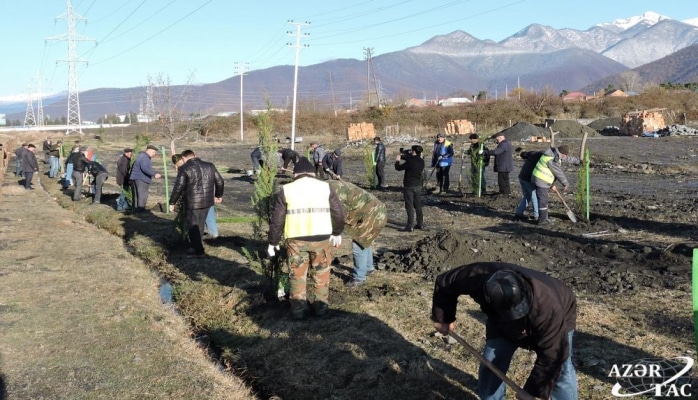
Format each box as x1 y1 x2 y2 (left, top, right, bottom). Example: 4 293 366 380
514 214 526 221
312 301 329 317
290 300 310 320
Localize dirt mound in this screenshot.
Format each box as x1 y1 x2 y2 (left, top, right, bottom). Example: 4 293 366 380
550 120 599 138
587 117 622 131
496 122 549 141
377 228 691 296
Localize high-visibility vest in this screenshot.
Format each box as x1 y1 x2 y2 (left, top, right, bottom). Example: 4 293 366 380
283 177 333 239
532 154 555 184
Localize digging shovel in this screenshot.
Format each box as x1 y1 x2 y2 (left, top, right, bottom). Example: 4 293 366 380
448 331 535 400
552 186 577 223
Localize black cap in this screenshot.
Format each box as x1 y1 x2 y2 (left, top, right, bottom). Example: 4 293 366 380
333 148 342 156
437 133 445 138
124 148 133 153
484 270 531 321
146 144 159 151
293 157 315 175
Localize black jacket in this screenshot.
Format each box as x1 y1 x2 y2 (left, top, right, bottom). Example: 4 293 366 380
169 158 224 210
395 154 424 187
486 139 514 172
89 161 109 178
518 151 543 181
374 142 386 163
432 262 577 400
116 154 131 186
72 153 91 173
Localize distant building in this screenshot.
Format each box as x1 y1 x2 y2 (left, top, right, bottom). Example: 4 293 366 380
404 98 427 108
562 92 590 102
605 89 628 97
439 97 472 107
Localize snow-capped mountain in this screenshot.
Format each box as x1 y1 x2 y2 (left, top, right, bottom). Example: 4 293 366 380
409 11 698 68
596 11 669 31
683 17 698 27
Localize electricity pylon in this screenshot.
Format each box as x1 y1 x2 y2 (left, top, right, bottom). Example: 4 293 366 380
47 0 96 135
23 86 36 128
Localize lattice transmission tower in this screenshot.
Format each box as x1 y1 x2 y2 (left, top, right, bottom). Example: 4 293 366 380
47 0 95 135
23 86 36 128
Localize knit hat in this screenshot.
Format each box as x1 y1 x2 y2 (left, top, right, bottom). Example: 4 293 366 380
557 145 569 155
333 148 342 156
293 157 315 175
146 144 159 151
484 270 531 321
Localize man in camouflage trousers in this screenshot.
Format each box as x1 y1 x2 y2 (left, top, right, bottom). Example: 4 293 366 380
268 157 344 320
328 180 387 288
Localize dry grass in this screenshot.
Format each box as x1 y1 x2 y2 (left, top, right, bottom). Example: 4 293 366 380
0 135 255 399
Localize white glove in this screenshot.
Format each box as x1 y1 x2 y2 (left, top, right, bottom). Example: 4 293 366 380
477 149 484 155
329 235 342 247
267 244 280 257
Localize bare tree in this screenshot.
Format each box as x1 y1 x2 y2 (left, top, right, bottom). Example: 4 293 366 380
619 71 643 93
147 72 197 155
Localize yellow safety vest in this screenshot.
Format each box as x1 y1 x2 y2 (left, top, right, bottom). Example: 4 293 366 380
532 154 555 184
283 177 333 239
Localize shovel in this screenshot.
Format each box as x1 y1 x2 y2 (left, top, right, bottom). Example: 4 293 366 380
552 186 577 223
448 331 535 400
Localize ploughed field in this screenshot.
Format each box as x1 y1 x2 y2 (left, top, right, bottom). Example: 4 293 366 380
173 134 696 399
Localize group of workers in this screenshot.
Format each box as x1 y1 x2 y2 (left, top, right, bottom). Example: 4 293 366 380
8 133 579 400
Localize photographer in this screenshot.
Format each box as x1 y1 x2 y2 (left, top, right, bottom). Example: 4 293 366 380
394 145 425 232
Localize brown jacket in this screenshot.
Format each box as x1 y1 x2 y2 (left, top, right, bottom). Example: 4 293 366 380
431 262 576 399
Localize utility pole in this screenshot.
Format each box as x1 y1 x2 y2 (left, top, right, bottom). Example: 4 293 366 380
287 20 309 151
235 62 249 141
328 72 337 117
370 54 381 108
23 85 36 128
35 72 45 127
47 0 96 135
363 47 373 106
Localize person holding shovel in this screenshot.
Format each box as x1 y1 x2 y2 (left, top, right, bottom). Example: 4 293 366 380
432 262 578 400
322 148 343 180
431 133 454 194
532 145 579 225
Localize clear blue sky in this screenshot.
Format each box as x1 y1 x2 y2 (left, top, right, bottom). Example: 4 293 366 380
2 0 695 100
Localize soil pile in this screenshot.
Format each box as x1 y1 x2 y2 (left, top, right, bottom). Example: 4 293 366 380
550 120 599 138
377 227 692 295
587 117 622 131
496 122 549 141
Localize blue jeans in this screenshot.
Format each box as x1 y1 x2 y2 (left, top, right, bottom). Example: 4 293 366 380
478 330 578 400
515 178 538 219
49 156 60 178
63 163 73 188
205 206 219 237
351 241 374 281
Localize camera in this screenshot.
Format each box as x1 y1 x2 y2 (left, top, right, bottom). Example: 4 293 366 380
399 147 412 158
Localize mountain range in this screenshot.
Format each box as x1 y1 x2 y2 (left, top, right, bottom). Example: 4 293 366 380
3 11 698 122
